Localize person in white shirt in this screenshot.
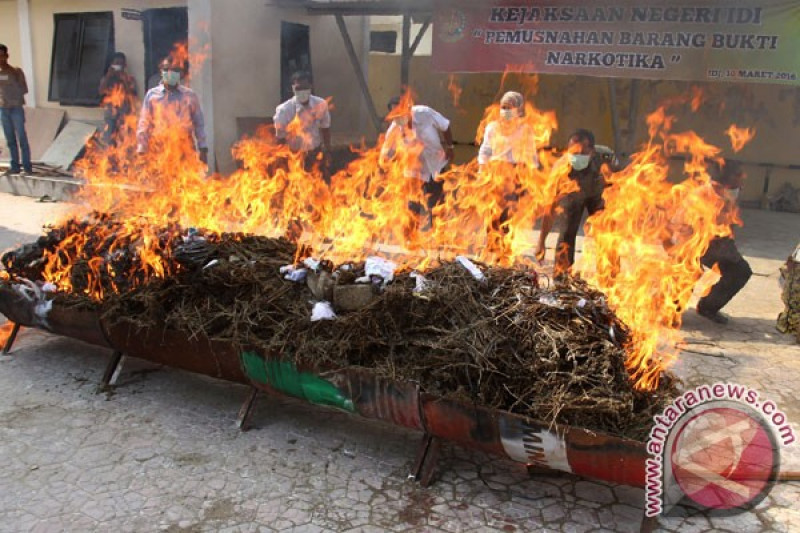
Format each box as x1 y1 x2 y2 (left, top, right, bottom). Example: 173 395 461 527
380 96 454 222
477 91 540 246
273 71 331 175
478 91 539 169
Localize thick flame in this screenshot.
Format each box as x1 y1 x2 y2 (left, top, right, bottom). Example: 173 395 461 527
428 96 567 265
29 57 755 392
581 102 752 390
43 84 567 293
102 83 134 110
725 125 756 153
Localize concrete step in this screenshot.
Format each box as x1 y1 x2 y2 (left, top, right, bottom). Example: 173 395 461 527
0 173 83 202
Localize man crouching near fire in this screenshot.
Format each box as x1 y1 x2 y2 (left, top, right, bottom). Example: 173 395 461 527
669 159 752 324
694 160 752 324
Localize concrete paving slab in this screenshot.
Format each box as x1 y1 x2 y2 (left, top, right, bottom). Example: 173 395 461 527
40 121 97 171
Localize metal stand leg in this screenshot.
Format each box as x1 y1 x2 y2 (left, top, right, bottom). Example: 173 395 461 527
639 515 659 533
237 387 260 432
409 433 441 487
2 323 21 354
97 350 124 393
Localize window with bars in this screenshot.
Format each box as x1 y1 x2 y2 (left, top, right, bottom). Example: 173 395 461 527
48 12 115 106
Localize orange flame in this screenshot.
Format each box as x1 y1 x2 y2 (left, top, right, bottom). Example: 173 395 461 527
447 75 463 108
725 125 756 153
581 102 755 391
35 55 758 393
159 39 210 87
45 83 564 294
102 84 133 109
696 263 722 298
0 322 18 348
690 86 705 112
441 93 567 265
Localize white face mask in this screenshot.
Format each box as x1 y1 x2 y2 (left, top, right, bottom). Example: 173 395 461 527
162 70 181 86
111 64 123 72
294 89 311 104
392 117 407 127
500 108 518 121
569 153 591 171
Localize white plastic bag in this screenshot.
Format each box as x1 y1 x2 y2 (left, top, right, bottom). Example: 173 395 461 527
280 265 308 283
456 256 486 282
311 301 337 321
357 256 397 286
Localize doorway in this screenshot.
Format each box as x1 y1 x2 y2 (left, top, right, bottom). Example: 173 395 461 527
142 7 189 91
280 22 312 101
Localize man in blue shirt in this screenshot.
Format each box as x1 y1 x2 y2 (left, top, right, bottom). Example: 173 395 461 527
136 59 207 164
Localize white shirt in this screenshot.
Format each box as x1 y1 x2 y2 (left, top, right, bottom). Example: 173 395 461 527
273 94 331 152
478 120 540 167
381 105 450 182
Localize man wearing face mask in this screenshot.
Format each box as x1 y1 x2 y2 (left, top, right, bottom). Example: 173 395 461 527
541 129 620 273
478 91 539 169
99 52 137 146
273 71 331 175
136 59 208 164
380 95 454 222
477 91 540 248
694 159 752 324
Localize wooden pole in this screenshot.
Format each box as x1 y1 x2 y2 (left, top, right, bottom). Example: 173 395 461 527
401 13 411 89
607 78 623 154
408 17 431 57
627 79 641 155
335 14 383 133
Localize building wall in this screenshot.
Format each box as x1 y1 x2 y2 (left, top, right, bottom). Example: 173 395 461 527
1 0 369 173
0 1 22 64
368 53 800 204
205 2 368 171
21 0 186 122
370 15 432 56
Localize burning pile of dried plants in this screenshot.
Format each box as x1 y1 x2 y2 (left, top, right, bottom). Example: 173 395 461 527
1 214 678 440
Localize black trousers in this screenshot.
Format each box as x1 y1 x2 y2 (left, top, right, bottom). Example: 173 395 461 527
556 177 605 271
698 237 752 313
302 147 331 184
408 177 445 215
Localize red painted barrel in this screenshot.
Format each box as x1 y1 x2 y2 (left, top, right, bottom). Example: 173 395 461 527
0 283 648 487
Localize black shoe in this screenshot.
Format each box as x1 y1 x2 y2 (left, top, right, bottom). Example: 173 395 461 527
696 306 729 324
2 168 21 176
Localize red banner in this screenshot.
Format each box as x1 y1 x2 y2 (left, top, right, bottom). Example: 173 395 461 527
431 1 800 85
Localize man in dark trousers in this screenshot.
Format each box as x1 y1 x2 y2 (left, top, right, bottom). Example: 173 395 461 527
0 44 32 176
537 129 619 274
695 159 752 324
